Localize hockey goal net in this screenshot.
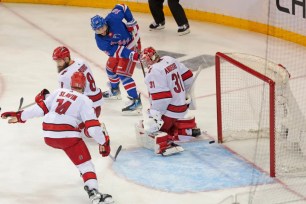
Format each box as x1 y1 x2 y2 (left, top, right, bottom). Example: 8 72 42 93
216 52 306 177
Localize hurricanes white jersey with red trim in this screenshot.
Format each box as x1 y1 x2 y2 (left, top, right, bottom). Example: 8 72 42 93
58 58 103 108
144 56 194 119
21 88 105 145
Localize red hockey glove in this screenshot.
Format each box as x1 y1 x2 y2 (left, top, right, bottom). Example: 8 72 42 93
99 136 110 157
129 51 140 62
126 20 139 37
1 111 25 123
127 23 139 33
35 89 50 103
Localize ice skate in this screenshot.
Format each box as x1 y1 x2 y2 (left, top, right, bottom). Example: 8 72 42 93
161 142 184 156
102 83 121 100
191 128 201 137
177 24 190 36
149 21 165 30
84 186 114 204
122 94 142 116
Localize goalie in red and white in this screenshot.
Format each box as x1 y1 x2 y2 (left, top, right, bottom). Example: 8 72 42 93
1 72 114 204
135 47 201 156
52 46 103 117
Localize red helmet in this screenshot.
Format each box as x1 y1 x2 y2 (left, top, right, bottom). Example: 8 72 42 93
71 72 86 90
141 47 159 67
52 46 70 60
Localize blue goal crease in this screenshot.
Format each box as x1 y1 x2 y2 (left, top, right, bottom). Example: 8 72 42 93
112 141 275 193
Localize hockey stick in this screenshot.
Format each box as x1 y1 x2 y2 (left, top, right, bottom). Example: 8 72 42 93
101 122 123 162
109 145 122 161
18 97 24 111
127 32 140 49
20 102 36 110
187 64 204 94
187 55 210 94
140 60 146 77
186 64 204 110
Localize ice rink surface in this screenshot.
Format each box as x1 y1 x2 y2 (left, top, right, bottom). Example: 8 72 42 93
1 3 306 204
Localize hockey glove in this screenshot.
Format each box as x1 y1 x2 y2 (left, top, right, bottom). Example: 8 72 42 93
129 51 140 62
1 111 25 123
35 89 50 103
144 109 164 133
99 136 110 157
126 19 139 38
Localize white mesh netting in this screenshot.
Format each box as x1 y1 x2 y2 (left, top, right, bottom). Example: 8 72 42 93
218 53 306 177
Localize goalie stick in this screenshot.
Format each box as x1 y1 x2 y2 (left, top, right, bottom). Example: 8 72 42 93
188 56 210 94
186 64 204 110
186 56 210 110
187 64 204 93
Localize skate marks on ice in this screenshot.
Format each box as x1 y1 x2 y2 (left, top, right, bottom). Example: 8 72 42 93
182 54 215 71
112 141 274 193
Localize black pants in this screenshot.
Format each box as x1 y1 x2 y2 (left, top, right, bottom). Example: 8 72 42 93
148 0 189 26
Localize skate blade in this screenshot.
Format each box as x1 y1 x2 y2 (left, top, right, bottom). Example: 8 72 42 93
102 197 114 204
121 109 142 116
103 96 122 100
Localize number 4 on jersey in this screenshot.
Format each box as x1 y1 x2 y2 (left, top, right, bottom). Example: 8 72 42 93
55 99 72 114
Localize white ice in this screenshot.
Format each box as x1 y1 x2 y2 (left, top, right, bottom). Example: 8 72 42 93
0 3 306 204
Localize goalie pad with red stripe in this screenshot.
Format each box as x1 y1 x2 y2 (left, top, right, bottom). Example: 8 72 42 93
135 120 184 156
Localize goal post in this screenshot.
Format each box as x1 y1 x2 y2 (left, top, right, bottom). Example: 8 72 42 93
215 52 301 177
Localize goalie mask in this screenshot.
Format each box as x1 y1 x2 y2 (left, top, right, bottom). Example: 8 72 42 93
71 71 86 91
141 47 160 67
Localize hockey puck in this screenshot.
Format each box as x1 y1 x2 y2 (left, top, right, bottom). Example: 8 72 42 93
209 140 215 144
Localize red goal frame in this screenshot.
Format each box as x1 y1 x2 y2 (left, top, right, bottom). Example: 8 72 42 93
215 52 276 177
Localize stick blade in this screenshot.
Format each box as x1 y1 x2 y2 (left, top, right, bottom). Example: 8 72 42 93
113 145 122 161
18 97 24 111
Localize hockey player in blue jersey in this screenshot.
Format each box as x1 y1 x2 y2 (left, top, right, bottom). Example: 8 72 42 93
90 4 142 116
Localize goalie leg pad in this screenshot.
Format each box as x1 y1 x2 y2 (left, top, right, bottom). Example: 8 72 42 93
135 120 156 150
154 133 184 155
135 120 184 156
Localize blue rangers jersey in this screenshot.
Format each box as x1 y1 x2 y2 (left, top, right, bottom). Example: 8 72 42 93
95 4 138 59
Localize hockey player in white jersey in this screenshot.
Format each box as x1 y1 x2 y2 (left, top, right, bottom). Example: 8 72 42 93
53 46 103 117
135 47 201 156
1 72 114 204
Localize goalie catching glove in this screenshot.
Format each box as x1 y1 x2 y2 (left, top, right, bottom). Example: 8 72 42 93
35 89 50 103
143 109 164 133
1 111 25 123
